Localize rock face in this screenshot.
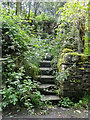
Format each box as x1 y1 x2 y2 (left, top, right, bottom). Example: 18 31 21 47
57 49 90 99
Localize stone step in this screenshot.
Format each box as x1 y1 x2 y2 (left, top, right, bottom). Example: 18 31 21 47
37 75 55 79
37 75 55 78
39 67 53 71
0 58 8 61
38 84 55 89
43 55 53 61
36 75 55 83
42 95 60 101
39 60 51 67
40 90 56 95
39 67 53 75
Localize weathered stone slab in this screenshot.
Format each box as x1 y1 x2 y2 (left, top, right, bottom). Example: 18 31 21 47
39 67 53 75
38 84 55 89
36 75 55 83
42 95 60 101
39 60 51 67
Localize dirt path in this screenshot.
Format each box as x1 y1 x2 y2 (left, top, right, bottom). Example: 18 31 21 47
2 105 88 119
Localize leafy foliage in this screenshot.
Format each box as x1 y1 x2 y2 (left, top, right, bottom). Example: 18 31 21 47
1 6 50 112
56 1 88 53
54 1 89 106
1 57 43 110
56 69 70 85
73 93 89 110
0 1 89 113
0 3 58 112
35 12 49 21
58 94 88 109
58 97 73 108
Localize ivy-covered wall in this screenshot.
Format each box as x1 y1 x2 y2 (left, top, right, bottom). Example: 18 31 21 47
57 49 90 99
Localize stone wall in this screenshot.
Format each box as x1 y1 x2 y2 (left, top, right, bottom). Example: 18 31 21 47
57 49 90 99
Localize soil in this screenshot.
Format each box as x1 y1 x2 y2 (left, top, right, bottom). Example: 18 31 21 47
2 105 89 119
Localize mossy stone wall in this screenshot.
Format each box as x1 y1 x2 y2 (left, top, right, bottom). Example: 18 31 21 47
57 49 90 99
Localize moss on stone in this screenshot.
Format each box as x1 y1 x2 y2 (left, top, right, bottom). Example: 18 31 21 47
24 59 39 78
66 52 88 62
57 48 73 72
63 48 73 53
57 53 65 72
79 67 85 70
78 61 90 64
57 48 89 72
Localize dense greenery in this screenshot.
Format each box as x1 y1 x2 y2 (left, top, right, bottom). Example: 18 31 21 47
0 3 58 113
1 8 45 112
0 1 89 114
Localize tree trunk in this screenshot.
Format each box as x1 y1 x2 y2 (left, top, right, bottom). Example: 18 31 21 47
78 19 85 53
16 1 21 16
28 2 31 19
34 2 40 16
79 23 85 53
78 37 81 54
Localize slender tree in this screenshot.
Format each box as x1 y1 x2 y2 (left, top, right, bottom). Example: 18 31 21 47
16 1 21 16
34 2 40 16
28 2 31 19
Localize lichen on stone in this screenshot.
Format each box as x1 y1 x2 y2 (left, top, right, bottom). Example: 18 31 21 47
57 48 73 72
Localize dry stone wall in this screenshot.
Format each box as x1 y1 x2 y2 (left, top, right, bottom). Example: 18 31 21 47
57 49 90 99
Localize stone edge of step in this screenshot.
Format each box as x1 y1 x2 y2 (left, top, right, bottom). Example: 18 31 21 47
36 75 55 78
38 84 55 89
39 67 53 71
41 95 60 101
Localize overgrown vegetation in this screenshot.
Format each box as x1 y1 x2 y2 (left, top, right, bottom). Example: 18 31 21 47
57 94 88 110
0 1 89 115
1 8 45 113
54 1 89 110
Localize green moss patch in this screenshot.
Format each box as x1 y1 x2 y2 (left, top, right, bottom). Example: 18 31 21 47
66 52 88 62
63 48 73 53
57 48 89 72
78 67 85 70
57 48 73 72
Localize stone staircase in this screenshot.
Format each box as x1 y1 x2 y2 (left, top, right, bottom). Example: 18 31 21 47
36 55 60 101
